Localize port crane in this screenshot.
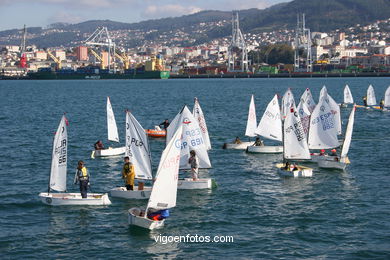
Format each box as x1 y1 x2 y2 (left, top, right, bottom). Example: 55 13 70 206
85 27 115 71
19 25 27 69
114 51 130 70
89 49 106 69
294 13 312 72
47 50 62 69
228 11 248 72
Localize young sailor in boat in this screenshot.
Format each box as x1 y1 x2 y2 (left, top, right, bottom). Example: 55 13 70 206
292 164 298 171
319 149 326 156
284 162 291 171
330 149 337 156
363 96 368 107
122 156 135 190
188 150 199 181
74 160 90 198
253 137 264 146
380 99 385 110
94 140 104 150
233 136 242 144
147 209 170 221
159 119 170 130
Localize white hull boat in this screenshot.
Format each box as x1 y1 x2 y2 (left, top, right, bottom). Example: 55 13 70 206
128 208 165 230
310 154 337 163
177 178 214 190
223 141 254 150
318 158 349 170
39 192 111 206
110 186 152 199
246 145 283 154
93 146 126 157
276 163 313 177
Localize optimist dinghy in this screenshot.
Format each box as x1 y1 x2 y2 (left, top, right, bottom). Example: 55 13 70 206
92 97 125 158
341 85 354 107
318 105 355 170
247 94 283 154
110 111 153 199
145 126 166 138
128 126 182 230
223 94 256 149
39 115 111 206
167 105 214 189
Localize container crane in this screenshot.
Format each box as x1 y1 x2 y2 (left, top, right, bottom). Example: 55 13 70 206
85 27 115 71
47 50 62 69
89 49 105 69
114 52 130 70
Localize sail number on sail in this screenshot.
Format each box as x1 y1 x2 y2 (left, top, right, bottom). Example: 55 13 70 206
285 122 305 142
311 109 335 131
55 139 67 164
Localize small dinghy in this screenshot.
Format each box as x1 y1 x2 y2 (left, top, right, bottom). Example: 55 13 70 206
276 104 313 177
92 97 125 158
341 85 354 108
193 97 211 150
167 105 215 189
39 115 111 206
247 94 283 154
110 111 153 199
128 126 183 230
223 94 256 149
318 105 355 170
145 126 166 138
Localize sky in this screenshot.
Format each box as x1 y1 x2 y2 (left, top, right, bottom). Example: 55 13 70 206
0 0 289 31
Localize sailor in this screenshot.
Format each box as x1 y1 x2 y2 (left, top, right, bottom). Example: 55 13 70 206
319 149 326 156
159 119 170 130
94 140 104 150
188 150 199 181
233 136 242 144
284 162 291 171
253 137 264 146
74 160 90 198
330 149 337 156
380 99 385 110
292 164 298 171
363 96 368 107
147 209 170 221
122 156 135 190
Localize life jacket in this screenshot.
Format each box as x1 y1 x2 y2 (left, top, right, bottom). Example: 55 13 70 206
77 167 89 181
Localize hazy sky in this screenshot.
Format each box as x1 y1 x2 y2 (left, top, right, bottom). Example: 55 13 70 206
0 0 289 31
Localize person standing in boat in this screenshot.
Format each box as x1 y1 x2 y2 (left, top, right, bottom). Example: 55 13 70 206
188 150 199 181
74 160 90 198
94 140 104 150
159 119 170 130
122 156 135 190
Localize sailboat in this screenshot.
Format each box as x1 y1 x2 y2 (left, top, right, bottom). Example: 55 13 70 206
383 86 390 111
297 88 316 139
275 104 313 177
193 97 211 150
308 90 340 163
281 88 295 119
367 85 377 107
167 105 214 189
128 126 183 230
93 97 126 157
319 86 342 135
247 94 283 153
341 84 354 107
110 111 153 199
223 94 256 149
318 105 356 170
39 115 111 206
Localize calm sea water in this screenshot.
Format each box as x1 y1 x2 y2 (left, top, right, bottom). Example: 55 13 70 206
0 78 389 259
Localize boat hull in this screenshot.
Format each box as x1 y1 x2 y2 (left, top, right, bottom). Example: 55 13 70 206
177 178 214 189
93 146 126 157
310 154 338 163
110 186 152 199
38 192 111 206
318 159 348 170
128 208 165 230
223 141 254 150
246 145 283 154
145 129 166 138
275 163 313 177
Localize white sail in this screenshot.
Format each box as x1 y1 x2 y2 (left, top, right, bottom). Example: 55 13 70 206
343 85 354 104
146 126 182 211
255 94 282 141
107 97 119 142
319 86 341 135
193 98 211 150
297 99 311 138
125 111 152 180
284 104 310 160
367 85 376 106
341 106 355 159
245 94 257 137
49 115 68 192
300 88 316 113
282 88 295 119
167 106 211 169
308 93 340 149
385 86 390 107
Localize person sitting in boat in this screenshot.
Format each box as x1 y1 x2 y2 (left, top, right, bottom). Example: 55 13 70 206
122 156 135 190
330 149 337 156
292 164 299 171
319 149 326 156
159 119 170 130
233 136 242 144
380 99 385 110
284 162 291 171
363 96 368 107
253 137 264 146
188 150 199 181
94 140 104 150
147 209 170 221
74 160 90 198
